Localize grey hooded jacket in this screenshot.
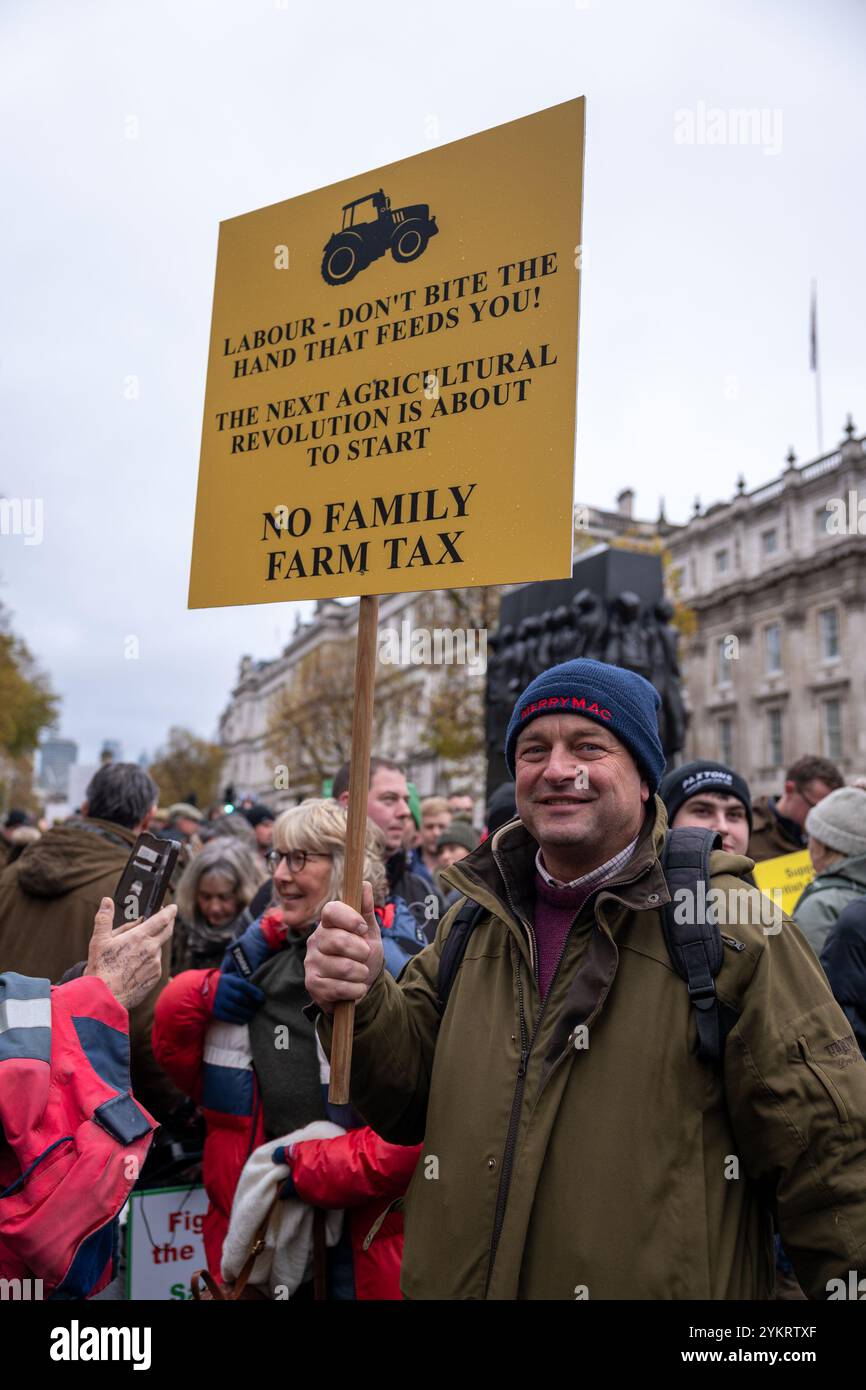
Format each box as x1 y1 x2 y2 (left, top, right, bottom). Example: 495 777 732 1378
794 852 866 956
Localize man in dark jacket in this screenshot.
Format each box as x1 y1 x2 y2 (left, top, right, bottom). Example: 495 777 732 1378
822 897 866 1057
333 755 444 942
749 755 842 863
0 762 180 1120
307 659 866 1300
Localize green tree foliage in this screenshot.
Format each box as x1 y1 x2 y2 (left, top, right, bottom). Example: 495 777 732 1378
266 639 415 797
148 726 225 808
417 586 501 776
0 605 59 812
266 586 500 796
0 610 58 758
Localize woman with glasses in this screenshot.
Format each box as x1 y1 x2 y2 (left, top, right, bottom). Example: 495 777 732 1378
153 799 421 1299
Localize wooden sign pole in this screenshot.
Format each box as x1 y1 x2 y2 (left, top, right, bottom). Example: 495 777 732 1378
329 592 380 1104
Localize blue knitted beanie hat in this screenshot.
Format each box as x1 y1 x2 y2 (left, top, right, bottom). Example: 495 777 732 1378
504 657 665 792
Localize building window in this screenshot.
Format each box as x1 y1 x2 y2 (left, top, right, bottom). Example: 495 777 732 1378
761 528 778 556
716 637 733 687
718 717 734 766
767 709 784 766
819 606 840 661
715 548 729 575
815 504 832 539
823 699 843 760
764 622 782 675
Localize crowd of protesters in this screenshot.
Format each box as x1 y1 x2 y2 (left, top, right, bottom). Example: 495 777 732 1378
2 654 866 1301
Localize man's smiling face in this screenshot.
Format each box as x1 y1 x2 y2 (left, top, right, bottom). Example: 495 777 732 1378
514 713 649 878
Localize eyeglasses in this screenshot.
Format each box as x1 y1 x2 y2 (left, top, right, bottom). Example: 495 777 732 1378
266 849 331 874
795 785 821 810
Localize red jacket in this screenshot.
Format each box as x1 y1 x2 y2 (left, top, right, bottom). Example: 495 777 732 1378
153 966 420 1298
0 972 156 1297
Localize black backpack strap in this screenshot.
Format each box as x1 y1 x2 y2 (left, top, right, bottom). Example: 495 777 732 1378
659 826 731 1064
436 898 487 1016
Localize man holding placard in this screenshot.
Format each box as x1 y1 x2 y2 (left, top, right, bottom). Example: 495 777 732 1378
188 98 587 1103
305 657 866 1300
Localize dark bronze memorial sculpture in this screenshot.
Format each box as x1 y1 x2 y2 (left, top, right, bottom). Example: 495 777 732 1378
485 546 688 797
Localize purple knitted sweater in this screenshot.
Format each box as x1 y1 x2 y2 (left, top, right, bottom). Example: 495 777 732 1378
533 871 595 1000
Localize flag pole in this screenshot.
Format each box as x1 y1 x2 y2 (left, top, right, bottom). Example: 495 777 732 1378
329 592 379 1104
810 278 824 455
815 364 824 457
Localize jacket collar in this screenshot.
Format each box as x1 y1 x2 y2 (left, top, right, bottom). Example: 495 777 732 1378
768 796 806 848
69 817 138 852
442 795 674 936
811 852 866 888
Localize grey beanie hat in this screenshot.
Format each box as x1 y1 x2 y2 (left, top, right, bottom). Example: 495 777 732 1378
436 820 477 854
805 787 866 858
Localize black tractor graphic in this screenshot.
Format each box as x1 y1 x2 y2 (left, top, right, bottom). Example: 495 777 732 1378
321 189 438 287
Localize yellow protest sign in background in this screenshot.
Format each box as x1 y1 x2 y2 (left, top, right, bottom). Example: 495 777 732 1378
752 850 814 919
188 98 585 609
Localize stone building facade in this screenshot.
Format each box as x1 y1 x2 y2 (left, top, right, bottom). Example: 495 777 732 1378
217 417 866 808
217 589 489 811
667 418 866 796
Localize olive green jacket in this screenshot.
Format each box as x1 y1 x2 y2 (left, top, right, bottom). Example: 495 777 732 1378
317 797 866 1300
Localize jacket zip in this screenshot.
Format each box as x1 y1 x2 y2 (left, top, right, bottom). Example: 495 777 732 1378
491 841 538 975
484 895 598 1295
483 857 659 1296
485 955 529 1296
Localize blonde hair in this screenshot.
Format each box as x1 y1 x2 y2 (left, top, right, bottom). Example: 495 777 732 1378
272 799 388 908
420 796 450 820
177 837 266 922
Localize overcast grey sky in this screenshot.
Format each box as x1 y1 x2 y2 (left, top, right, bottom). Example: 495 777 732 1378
1 0 863 764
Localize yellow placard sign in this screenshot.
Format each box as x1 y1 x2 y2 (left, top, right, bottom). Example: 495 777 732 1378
188 98 585 608
751 850 815 918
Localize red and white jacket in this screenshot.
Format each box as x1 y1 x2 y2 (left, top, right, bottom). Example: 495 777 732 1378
0 971 156 1297
153 919 420 1299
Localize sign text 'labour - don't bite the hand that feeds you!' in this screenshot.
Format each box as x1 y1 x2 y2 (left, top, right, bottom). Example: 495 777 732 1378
188 99 585 607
